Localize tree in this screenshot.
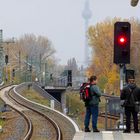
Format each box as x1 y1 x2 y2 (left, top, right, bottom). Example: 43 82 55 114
4 34 56 82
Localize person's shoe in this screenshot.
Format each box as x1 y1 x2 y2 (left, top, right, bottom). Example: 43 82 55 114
123 129 131 133
85 128 91 132
93 128 100 132
134 129 139 133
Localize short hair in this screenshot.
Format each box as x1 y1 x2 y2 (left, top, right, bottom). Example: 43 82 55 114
128 75 135 83
127 75 135 80
90 75 97 83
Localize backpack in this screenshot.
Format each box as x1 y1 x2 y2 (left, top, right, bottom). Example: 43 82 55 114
80 83 91 102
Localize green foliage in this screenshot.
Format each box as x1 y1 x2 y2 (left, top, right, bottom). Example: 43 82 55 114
0 117 4 127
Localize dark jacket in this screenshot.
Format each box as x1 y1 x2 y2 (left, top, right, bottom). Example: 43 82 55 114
120 83 140 107
88 84 102 106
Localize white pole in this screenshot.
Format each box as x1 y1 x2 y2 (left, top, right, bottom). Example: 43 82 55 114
50 100 55 109
120 64 124 127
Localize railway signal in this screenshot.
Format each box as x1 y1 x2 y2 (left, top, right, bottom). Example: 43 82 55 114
114 22 131 126
12 69 15 77
5 55 8 64
67 70 72 87
114 22 131 64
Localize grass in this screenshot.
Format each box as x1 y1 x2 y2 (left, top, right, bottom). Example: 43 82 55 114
20 88 50 107
0 116 4 127
66 91 85 129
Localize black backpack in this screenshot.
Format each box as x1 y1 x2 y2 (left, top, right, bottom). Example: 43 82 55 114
80 83 91 102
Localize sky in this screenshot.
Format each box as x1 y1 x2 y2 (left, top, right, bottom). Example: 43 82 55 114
0 0 140 66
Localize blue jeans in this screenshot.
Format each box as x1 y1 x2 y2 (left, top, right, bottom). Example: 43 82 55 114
84 105 99 129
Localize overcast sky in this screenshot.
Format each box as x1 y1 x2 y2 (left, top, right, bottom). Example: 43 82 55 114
0 0 140 65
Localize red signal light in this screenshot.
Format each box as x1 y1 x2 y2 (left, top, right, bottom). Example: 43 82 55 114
118 36 127 45
114 22 131 64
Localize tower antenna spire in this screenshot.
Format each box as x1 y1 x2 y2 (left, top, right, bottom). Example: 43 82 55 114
82 0 92 67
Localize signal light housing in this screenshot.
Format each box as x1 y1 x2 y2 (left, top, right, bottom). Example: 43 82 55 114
12 69 15 77
114 22 131 64
67 70 72 87
5 55 8 64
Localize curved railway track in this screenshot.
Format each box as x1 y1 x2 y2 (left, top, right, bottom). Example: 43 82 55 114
13 84 79 140
1 84 79 140
0 86 62 140
8 104 33 140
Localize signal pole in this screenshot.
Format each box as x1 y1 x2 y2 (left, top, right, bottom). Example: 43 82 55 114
119 64 125 127
18 51 21 83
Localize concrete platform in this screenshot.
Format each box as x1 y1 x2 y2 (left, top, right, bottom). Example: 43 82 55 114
73 131 140 140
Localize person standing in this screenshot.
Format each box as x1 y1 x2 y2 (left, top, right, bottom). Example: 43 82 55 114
120 76 140 133
84 75 102 132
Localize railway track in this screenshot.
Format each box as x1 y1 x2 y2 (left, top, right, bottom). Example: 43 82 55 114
8 104 33 140
1 84 79 140
0 86 62 140
0 98 32 140
99 112 119 120
13 84 79 140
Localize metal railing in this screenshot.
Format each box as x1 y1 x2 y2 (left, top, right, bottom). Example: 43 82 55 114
102 93 140 131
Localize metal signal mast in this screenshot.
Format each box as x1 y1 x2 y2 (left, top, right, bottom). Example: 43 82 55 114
0 30 4 83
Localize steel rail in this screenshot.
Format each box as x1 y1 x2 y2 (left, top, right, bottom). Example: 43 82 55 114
9 87 62 140
0 87 33 140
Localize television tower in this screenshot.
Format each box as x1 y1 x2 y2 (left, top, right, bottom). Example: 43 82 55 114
82 0 92 67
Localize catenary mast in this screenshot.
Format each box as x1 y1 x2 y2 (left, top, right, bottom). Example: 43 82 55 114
0 30 4 84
